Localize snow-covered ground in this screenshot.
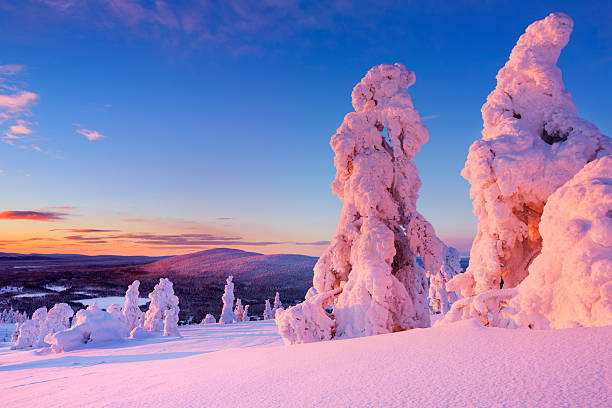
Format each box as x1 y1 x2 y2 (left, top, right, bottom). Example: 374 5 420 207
1 320 609 407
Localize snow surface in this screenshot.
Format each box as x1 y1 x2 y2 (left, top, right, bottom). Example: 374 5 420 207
76 297 149 309
0 320 609 407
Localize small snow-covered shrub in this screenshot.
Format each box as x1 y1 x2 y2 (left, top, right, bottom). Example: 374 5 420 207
219 276 236 324
263 299 273 320
163 307 180 337
143 278 180 336
234 298 245 322
508 156 612 329
201 314 216 324
123 280 144 331
445 13 611 326
276 288 340 345
45 305 129 352
272 292 283 317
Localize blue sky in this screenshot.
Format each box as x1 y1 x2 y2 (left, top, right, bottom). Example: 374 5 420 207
0 0 610 256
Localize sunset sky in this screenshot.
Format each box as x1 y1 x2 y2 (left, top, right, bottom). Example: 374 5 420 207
0 0 610 257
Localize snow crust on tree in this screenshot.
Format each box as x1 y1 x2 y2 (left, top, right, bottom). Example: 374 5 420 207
107 304 128 327
123 280 144 331
234 298 245 322
276 288 341 345
263 299 273 320
163 307 180 337
242 305 250 321
444 13 611 325
272 292 283 317
219 275 236 324
201 314 216 324
277 63 445 343
143 278 180 336
45 304 129 353
507 156 612 329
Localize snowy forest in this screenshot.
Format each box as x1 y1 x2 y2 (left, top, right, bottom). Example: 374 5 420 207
1 10 610 408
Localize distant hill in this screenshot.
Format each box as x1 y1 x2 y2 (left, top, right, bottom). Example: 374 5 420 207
140 248 316 293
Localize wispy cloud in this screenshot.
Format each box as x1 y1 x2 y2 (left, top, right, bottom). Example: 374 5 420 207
0 65 40 149
421 114 440 121
75 127 105 141
0 210 68 222
294 240 330 246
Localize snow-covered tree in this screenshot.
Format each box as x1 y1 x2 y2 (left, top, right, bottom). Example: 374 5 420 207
219 275 236 324
46 303 74 333
123 280 144 331
263 299 273 320
163 307 180 337
507 156 612 329
429 246 462 314
272 292 283 317
143 278 180 336
234 298 245 322
443 13 611 326
277 63 445 343
242 305 250 322
201 314 216 324
12 306 49 349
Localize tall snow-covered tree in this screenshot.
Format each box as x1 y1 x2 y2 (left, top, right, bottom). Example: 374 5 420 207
143 278 180 336
443 13 611 326
263 299 273 320
219 275 236 324
123 280 144 331
277 63 445 343
429 246 462 314
508 156 612 329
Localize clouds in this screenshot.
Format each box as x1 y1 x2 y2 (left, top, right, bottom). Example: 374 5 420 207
75 127 105 141
0 210 67 222
0 64 40 148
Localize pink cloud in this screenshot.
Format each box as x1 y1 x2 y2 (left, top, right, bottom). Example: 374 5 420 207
0 210 67 222
76 128 105 141
0 65 26 76
9 120 33 135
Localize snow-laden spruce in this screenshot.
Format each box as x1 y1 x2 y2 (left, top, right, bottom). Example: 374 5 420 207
0 308 27 324
143 278 180 336
219 275 236 324
429 246 462 314
263 299 273 320
12 306 50 349
443 13 611 326
508 156 612 329
123 280 144 331
277 63 449 342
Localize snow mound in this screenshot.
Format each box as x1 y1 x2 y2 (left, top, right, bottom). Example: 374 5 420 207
45 305 129 352
445 13 611 325
508 156 612 329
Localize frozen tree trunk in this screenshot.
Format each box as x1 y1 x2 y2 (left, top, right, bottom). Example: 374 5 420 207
263 299 273 320
219 276 236 324
123 280 144 331
277 63 445 343
143 278 180 336
443 13 611 326
507 156 612 329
